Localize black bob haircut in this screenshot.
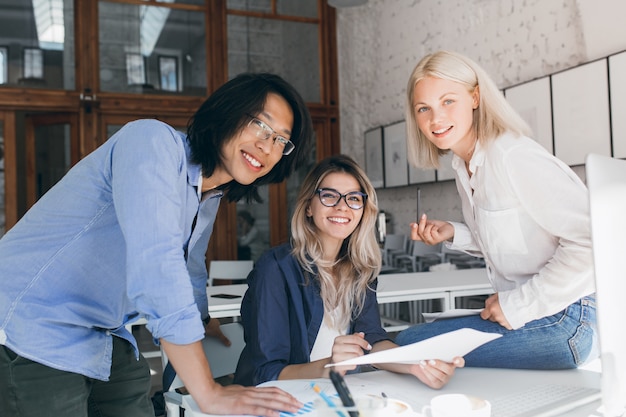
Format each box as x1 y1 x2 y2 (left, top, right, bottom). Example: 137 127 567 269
186 73 314 203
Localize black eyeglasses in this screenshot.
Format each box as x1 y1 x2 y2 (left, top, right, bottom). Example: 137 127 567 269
315 188 367 210
246 115 295 156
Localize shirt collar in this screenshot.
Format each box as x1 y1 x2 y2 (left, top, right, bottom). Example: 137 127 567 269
450 140 486 176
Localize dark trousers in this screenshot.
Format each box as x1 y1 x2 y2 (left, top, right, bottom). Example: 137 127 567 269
0 336 154 417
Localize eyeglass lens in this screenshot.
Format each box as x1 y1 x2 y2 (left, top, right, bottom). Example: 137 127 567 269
317 189 366 209
249 118 295 155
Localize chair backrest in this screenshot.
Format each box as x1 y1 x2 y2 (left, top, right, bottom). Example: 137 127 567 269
382 234 407 265
161 322 246 391
411 241 442 257
383 234 406 251
208 260 254 286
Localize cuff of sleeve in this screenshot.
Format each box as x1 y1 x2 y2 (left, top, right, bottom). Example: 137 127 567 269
147 305 205 345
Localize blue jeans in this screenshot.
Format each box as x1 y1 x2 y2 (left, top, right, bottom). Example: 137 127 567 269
0 336 154 417
395 296 597 369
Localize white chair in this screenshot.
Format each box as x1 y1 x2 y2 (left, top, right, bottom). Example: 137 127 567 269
395 241 443 272
208 260 254 286
381 234 407 267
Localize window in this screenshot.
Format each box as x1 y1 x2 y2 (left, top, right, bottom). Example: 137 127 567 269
125 53 146 85
0 47 7 84
23 47 43 79
159 55 178 92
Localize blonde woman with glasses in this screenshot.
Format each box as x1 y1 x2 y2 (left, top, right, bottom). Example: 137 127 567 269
234 154 464 389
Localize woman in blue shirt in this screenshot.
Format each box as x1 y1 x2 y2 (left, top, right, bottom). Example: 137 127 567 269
234 154 464 388
0 73 313 417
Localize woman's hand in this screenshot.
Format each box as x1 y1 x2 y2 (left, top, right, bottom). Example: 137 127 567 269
204 317 231 346
405 357 465 389
480 293 512 330
328 332 372 376
410 214 454 245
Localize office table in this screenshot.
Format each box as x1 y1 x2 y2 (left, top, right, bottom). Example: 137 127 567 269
207 284 248 318
168 367 603 417
377 267 493 310
204 268 494 328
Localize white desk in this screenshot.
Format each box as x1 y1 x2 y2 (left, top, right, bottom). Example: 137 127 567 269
207 284 247 319
169 367 603 417
204 269 494 328
377 267 493 310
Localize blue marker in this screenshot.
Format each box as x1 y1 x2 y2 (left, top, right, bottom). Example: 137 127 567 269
311 382 346 417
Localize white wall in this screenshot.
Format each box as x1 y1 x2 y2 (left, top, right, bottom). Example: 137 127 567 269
334 0 626 234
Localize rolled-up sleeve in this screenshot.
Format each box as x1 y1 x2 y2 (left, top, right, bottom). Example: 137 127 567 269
110 120 205 345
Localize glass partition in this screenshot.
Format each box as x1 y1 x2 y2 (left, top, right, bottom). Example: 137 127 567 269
32 123 72 199
0 0 75 90
227 0 319 18
227 15 321 103
0 121 4 236
98 2 207 96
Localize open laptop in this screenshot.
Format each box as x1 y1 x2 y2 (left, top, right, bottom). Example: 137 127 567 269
585 153 626 417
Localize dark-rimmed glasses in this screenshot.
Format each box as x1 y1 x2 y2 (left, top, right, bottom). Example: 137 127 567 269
246 115 295 155
315 188 367 210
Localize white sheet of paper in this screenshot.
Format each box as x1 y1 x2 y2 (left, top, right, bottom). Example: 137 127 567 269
422 308 482 323
326 328 501 367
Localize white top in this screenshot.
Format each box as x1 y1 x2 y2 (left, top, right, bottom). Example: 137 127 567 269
448 133 595 329
310 311 345 362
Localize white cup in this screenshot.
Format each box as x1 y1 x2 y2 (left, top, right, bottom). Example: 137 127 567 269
314 395 413 417
421 393 491 417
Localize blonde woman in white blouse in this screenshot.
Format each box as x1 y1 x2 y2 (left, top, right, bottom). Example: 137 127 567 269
396 50 597 370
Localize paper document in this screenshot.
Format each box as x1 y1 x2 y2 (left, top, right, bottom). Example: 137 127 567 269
422 308 482 323
326 328 501 367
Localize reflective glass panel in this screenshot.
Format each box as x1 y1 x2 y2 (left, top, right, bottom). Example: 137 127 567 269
286 133 317 232
0 121 4 236
228 15 320 103
34 123 71 199
0 0 75 90
227 0 318 18
99 2 207 96
0 47 7 84
236 185 270 262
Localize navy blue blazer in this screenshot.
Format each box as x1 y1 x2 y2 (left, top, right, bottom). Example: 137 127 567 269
234 243 390 386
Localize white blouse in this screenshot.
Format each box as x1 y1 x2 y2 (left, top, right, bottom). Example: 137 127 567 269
448 133 595 329
309 310 346 362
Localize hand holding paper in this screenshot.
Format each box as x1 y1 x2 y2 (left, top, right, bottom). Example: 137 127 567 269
325 328 501 368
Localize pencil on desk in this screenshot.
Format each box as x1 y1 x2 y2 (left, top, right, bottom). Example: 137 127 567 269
416 187 421 222
311 382 346 417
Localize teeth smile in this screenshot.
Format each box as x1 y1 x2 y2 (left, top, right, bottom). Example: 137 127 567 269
433 127 451 134
243 152 261 167
328 217 349 223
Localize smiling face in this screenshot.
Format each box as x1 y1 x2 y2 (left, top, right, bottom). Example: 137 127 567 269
306 172 364 258
202 92 294 191
412 76 479 160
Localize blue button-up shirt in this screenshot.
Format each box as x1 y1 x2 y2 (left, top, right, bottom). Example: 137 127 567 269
0 119 222 380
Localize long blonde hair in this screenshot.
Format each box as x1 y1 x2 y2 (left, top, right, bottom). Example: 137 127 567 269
405 50 531 169
291 154 381 330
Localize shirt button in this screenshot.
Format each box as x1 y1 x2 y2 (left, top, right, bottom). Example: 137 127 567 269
105 330 111 336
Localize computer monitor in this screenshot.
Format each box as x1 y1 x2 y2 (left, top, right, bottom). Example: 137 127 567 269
586 153 626 417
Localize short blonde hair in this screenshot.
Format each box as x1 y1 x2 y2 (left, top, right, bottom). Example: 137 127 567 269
405 50 531 169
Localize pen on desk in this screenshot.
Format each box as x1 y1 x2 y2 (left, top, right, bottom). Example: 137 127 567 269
329 370 360 417
311 382 346 417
